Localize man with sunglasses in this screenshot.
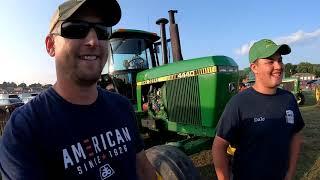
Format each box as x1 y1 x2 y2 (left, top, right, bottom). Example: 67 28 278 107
212 39 304 180
0 0 157 179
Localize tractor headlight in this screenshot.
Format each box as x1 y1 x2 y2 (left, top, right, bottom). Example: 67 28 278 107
217 66 238 72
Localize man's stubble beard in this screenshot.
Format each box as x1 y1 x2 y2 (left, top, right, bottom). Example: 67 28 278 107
72 60 106 87
60 43 109 87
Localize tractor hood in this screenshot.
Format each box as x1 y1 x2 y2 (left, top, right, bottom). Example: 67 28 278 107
136 56 237 83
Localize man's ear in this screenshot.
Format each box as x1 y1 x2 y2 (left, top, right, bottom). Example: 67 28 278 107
250 61 258 75
45 35 55 57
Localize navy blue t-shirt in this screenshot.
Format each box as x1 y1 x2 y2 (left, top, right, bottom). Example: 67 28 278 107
0 87 144 180
216 87 304 180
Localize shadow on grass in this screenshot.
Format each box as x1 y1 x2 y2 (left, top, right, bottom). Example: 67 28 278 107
197 164 217 180
294 90 319 179
296 105 320 180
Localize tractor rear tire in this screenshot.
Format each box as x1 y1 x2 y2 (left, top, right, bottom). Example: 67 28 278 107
146 145 200 180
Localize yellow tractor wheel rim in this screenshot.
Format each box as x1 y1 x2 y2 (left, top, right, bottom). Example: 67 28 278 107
316 86 320 103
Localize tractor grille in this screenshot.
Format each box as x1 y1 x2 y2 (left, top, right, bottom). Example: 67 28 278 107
166 76 201 125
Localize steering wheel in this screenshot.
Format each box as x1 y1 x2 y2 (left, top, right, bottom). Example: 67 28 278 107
128 55 145 68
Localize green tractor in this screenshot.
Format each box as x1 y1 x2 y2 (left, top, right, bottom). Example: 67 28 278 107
279 77 305 105
101 10 239 179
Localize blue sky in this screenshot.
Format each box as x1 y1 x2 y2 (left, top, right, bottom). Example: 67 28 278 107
0 0 319 85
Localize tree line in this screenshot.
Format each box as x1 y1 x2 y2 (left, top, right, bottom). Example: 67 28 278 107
284 62 320 77
239 62 320 81
0 82 52 89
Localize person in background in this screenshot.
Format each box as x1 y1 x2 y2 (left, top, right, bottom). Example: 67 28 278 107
238 82 247 92
212 39 304 180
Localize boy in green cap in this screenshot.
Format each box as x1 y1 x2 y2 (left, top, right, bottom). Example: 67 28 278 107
0 0 157 179
212 39 304 180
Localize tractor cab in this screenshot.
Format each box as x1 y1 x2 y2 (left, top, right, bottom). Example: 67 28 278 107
102 29 160 104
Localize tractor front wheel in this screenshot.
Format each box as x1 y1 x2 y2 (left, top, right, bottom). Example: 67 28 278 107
146 145 200 180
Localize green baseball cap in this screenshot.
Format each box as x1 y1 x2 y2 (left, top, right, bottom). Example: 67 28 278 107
49 0 121 33
249 39 291 63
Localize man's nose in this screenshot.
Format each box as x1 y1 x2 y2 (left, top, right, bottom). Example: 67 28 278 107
84 28 99 47
274 61 283 70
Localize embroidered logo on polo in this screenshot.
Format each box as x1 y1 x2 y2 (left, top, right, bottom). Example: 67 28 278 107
62 127 132 176
285 110 294 124
254 117 265 123
100 163 115 179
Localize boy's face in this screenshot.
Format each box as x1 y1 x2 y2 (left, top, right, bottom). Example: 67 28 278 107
251 52 284 89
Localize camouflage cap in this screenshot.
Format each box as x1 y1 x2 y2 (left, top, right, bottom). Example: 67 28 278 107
49 0 121 33
249 39 291 63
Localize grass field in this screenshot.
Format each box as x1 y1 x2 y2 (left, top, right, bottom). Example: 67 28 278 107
191 90 320 180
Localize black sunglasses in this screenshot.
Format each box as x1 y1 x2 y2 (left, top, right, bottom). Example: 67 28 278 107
52 20 112 40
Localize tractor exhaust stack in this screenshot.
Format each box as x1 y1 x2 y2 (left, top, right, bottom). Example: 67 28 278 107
156 18 169 65
168 10 183 61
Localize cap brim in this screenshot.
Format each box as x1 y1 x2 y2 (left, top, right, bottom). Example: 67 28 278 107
259 44 291 60
277 44 291 55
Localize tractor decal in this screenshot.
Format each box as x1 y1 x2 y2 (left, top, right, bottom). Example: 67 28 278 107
137 66 217 86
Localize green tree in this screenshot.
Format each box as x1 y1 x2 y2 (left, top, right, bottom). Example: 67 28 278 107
284 63 297 77
313 65 320 77
29 83 42 88
18 83 27 88
5 82 18 88
42 84 53 89
239 67 250 82
297 62 313 73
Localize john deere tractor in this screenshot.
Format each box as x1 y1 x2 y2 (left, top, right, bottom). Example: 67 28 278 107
101 10 239 179
280 77 305 105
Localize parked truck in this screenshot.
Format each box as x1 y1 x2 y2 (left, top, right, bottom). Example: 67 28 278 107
101 10 239 179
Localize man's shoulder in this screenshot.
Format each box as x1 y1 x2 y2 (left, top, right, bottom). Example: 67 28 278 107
3 90 51 137
13 88 54 118
99 88 131 107
23 88 53 108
